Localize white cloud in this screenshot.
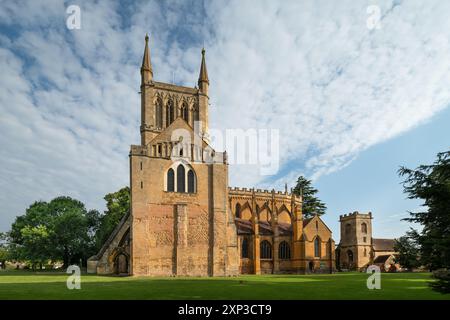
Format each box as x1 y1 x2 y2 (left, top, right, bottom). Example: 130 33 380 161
1 0 450 231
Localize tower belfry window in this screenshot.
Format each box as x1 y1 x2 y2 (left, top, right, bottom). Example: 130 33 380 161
361 222 367 234
166 100 175 127
156 99 163 128
182 103 189 122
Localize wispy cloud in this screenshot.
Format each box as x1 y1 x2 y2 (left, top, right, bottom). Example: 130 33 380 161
1 0 450 231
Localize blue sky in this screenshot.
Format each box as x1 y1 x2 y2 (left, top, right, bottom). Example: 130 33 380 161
318 106 450 239
0 0 449 241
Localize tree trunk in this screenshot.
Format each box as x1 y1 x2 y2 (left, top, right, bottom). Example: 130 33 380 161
63 247 70 269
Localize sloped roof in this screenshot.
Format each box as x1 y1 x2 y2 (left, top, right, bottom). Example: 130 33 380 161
303 218 312 227
373 254 394 264
372 238 395 252
89 211 130 261
235 218 252 235
234 219 292 236
302 215 333 234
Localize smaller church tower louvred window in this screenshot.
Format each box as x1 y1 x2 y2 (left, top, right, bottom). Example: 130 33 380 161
167 168 174 192
260 240 272 259
177 164 185 192
361 222 367 234
345 223 351 235
187 169 195 193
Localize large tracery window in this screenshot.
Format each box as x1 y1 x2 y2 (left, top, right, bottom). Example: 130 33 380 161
260 240 272 259
279 241 291 259
165 163 196 194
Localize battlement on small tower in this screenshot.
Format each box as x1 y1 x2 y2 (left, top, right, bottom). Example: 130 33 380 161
339 211 372 221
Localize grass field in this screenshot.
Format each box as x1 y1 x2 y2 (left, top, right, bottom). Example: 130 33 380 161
0 270 449 300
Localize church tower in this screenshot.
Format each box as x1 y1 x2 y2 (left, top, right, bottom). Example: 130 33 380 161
129 35 239 276
139 36 210 146
338 211 373 270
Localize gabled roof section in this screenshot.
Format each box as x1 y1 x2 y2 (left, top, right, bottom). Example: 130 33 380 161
234 219 293 236
89 211 130 261
372 238 396 252
148 117 211 150
303 215 333 234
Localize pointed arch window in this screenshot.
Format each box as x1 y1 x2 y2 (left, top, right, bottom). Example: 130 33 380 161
260 240 272 259
314 237 321 257
187 169 195 193
156 98 163 128
182 102 189 122
361 222 367 234
166 100 174 126
167 168 174 192
241 238 249 258
279 241 291 260
165 163 196 194
347 250 354 262
177 164 185 193
345 223 351 235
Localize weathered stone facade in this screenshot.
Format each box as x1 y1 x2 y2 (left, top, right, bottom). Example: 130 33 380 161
88 35 336 276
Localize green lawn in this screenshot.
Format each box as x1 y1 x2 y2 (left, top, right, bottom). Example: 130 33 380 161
0 270 448 300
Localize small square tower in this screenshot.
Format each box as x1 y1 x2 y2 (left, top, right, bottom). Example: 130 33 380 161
338 211 373 270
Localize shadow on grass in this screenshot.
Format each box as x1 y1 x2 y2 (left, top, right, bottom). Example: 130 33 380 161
0 272 448 300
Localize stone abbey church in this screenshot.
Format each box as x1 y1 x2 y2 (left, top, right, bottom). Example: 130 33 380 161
87 36 395 276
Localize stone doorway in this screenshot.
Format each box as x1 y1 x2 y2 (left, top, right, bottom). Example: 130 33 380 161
114 253 129 275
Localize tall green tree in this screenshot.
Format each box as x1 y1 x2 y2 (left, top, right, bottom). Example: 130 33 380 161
293 176 327 218
399 150 450 270
94 187 130 250
9 197 100 268
394 232 420 270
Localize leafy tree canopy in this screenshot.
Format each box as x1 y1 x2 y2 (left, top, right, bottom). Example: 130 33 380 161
8 197 100 268
394 232 420 270
399 150 450 270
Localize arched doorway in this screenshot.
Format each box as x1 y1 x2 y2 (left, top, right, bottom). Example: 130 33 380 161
347 249 354 269
114 253 129 275
309 261 314 272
